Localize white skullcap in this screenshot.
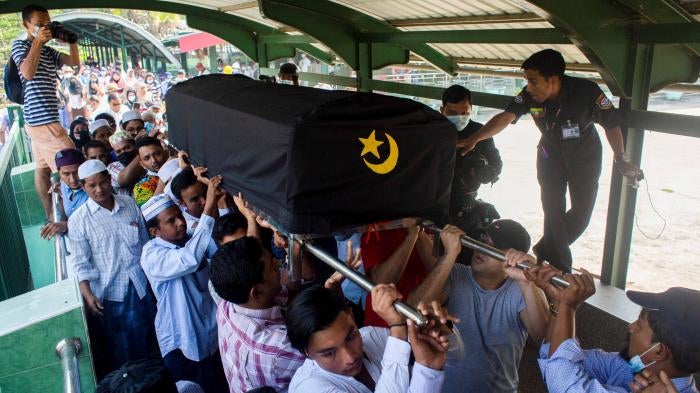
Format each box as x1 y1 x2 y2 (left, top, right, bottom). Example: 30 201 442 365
120 110 143 125
89 119 111 134
157 159 180 183
78 159 108 180
141 193 175 222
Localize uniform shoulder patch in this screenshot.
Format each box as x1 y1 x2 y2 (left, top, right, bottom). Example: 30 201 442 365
514 93 524 104
596 93 613 110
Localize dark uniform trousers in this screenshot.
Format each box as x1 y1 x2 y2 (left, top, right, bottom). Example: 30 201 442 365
534 133 602 272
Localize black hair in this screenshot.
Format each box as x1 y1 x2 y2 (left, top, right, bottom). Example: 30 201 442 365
210 237 265 304
22 5 48 23
69 117 88 132
279 63 298 76
135 136 162 151
145 216 160 231
213 212 248 243
107 93 120 103
83 140 108 154
68 78 83 96
170 167 199 200
442 84 472 106
94 112 116 128
286 285 349 355
647 310 700 374
521 49 566 79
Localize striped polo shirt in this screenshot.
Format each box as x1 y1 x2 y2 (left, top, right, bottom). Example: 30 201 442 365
11 39 62 126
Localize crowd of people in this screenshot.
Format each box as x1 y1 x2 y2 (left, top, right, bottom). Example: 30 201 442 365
8 4 700 393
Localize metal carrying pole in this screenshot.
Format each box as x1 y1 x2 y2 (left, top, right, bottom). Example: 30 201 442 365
420 220 571 288
51 174 69 282
298 238 428 327
56 337 82 393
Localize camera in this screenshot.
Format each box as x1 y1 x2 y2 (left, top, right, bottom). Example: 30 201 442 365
49 22 78 44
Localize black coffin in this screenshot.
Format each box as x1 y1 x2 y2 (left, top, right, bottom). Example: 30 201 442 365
166 75 455 234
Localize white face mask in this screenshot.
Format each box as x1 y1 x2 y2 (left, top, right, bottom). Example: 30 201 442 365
446 115 470 131
278 79 294 86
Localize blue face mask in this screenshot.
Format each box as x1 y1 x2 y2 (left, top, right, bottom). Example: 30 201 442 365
446 115 470 131
628 342 659 373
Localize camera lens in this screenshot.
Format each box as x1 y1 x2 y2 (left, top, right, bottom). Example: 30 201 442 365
50 22 78 44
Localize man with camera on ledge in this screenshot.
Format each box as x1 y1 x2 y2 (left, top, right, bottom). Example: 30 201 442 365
12 4 80 223
441 84 503 263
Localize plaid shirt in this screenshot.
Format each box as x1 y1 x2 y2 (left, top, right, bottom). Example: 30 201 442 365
539 339 698 393
106 161 131 196
217 290 305 393
67 195 150 302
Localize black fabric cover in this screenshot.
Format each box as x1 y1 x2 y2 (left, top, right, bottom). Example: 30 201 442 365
167 75 455 234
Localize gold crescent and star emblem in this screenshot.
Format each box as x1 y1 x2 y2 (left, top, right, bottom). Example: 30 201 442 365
358 130 399 175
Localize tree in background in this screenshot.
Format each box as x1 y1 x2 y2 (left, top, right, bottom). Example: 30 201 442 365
0 9 184 101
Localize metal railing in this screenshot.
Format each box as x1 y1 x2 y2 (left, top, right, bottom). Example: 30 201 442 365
0 107 33 301
51 173 70 282
55 337 82 393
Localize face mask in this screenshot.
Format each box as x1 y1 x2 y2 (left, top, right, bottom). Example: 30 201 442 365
278 79 294 86
127 94 136 103
117 150 137 166
628 342 660 373
447 115 470 131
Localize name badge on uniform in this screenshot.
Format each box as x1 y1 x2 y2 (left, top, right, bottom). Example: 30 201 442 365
561 122 580 140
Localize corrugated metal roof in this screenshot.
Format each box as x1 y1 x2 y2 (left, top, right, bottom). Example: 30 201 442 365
160 0 698 74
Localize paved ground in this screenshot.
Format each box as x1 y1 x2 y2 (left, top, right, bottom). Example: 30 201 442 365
475 96 700 292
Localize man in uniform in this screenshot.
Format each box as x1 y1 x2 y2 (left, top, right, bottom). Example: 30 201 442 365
458 49 641 271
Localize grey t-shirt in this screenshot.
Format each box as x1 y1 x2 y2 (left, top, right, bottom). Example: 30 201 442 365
442 264 527 393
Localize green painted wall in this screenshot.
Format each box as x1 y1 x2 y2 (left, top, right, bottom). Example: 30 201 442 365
11 163 56 289
0 279 96 392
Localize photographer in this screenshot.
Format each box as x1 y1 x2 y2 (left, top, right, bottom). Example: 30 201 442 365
441 85 503 253
12 4 79 222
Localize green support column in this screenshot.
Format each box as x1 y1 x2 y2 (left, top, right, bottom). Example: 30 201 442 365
180 52 188 75
153 45 158 73
257 41 268 69
601 44 654 289
119 26 128 69
208 46 218 73
357 42 372 92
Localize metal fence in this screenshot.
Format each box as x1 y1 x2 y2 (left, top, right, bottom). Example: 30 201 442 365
0 106 33 301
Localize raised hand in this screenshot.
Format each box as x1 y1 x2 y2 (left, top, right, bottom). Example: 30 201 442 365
325 240 362 289
440 224 464 257
233 192 257 220
504 249 536 282
371 284 405 327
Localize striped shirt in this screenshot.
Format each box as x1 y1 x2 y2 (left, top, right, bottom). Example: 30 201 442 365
10 39 62 126
217 288 305 393
67 195 150 302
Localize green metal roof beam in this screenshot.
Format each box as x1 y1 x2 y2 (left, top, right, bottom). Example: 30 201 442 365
359 28 569 44
64 24 124 48
387 12 545 27
0 0 330 65
258 0 457 74
259 34 315 45
612 0 700 90
639 23 700 43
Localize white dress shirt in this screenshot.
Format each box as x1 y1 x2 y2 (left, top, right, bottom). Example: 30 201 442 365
140 214 219 362
289 326 444 393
